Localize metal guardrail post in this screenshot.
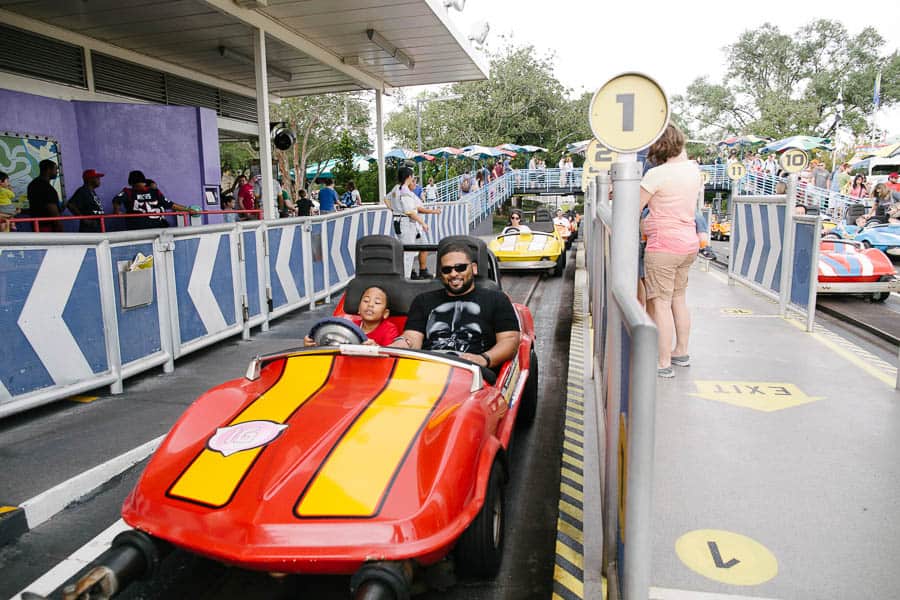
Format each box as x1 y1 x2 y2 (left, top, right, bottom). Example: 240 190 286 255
154 230 177 372
779 175 798 317
805 216 822 332
727 183 737 285
96 239 124 394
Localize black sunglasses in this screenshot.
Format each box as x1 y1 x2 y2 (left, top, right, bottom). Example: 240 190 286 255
440 263 471 275
510 215 521 220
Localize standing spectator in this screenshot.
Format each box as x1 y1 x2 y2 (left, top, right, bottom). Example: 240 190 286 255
277 181 295 217
67 169 106 232
764 154 778 177
885 172 900 194
297 189 312 216
811 160 829 190
563 155 574 185
474 171 484 191
409 175 441 279
0 171 16 232
459 172 472 195
112 170 194 230
390 166 429 278
347 180 362 206
412 176 425 202
221 196 238 223
27 159 62 232
318 179 338 214
235 175 256 220
528 155 537 170
639 124 701 378
424 177 437 202
847 174 868 199
493 160 504 180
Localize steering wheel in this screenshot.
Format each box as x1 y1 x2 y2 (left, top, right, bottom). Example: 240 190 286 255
501 226 521 235
308 317 367 346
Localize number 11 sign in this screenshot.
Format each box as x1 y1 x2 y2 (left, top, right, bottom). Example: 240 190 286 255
589 73 669 154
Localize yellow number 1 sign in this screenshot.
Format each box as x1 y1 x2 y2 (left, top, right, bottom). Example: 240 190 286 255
589 73 669 153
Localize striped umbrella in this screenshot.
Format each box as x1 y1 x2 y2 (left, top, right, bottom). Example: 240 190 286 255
385 148 435 162
424 147 464 179
760 136 833 154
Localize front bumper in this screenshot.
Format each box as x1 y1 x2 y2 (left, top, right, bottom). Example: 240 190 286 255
496 260 556 270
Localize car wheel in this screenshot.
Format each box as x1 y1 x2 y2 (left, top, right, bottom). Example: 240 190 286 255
455 461 505 579
517 348 539 427
552 252 566 277
861 240 872 249
870 275 892 303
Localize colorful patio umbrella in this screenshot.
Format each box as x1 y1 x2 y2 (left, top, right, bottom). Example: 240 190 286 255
520 145 548 153
566 140 592 155
424 146 464 179
717 135 771 148
424 146 463 159
385 148 435 162
461 144 505 159
760 135 833 154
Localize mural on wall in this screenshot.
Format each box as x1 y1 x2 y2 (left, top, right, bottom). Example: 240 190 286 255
0 133 65 208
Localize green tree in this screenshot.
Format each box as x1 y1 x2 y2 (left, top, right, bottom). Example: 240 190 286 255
271 93 372 199
219 141 257 174
673 20 899 140
386 42 592 174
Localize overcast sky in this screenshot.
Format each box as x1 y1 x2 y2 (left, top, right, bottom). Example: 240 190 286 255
396 0 900 139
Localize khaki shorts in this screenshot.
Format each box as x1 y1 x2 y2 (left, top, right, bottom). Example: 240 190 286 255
643 251 696 301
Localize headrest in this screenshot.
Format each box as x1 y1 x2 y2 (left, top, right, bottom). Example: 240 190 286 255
355 235 403 276
343 276 442 316
534 207 552 222
437 235 500 290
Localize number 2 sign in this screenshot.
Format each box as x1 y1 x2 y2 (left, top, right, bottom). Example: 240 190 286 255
581 139 618 191
589 73 669 153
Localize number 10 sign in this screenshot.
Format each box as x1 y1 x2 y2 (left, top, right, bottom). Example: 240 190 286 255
589 73 669 154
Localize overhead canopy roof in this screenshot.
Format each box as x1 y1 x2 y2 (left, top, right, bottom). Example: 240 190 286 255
0 0 489 97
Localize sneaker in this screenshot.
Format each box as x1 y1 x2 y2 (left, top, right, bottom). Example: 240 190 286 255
671 355 691 367
410 271 420 280
698 247 716 260
418 268 432 280
657 366 675 378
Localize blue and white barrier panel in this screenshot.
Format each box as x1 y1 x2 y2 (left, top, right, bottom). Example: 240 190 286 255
420 200 470 244
165 225 244 358
729 200 787 299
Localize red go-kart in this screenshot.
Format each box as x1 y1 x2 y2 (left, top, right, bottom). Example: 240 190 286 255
47 235 538 600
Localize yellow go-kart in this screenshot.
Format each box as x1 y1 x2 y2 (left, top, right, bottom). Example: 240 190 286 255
488 218 566 277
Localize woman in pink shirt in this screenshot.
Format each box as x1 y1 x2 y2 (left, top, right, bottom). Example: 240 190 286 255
640 124 702 378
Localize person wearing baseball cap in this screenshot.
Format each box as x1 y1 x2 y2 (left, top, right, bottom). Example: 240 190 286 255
886 172 900 193
67 169 105 232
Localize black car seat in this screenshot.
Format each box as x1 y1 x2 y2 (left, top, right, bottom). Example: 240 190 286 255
343 235 440 316
437 235 501 292
532 207 555 233
805 206 820 216
845 203 867 225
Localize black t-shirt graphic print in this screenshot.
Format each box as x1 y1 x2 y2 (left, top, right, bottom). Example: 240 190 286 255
405 287 519 354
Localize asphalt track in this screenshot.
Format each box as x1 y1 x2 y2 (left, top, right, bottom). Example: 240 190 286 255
709 239 900 346
0 255 575 600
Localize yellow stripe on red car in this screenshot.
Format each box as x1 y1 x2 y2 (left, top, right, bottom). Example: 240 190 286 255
296 359 452 518
168 355 333 507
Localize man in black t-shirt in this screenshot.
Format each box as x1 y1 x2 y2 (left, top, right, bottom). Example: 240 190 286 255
393 241 520 377
27 159 62 232
67 169 105 232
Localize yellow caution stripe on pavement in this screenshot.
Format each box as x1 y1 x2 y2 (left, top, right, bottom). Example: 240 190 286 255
554 276 587 600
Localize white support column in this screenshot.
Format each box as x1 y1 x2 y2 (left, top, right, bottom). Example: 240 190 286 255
253 28 275 221
376 89 387 202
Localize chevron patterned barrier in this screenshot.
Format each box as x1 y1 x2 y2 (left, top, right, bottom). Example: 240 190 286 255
0 204 476 418
419 200 469 244
168 227 243 358
730 201 787 294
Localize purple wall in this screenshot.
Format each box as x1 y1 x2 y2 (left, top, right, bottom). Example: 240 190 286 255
0 89 83 200
1 89 222 229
